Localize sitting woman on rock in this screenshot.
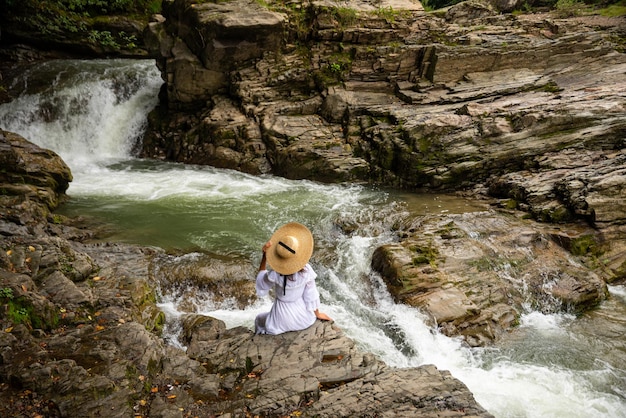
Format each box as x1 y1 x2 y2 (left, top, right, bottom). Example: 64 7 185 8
255 222 332 335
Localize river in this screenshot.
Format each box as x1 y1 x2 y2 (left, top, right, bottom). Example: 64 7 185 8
0 59 624 418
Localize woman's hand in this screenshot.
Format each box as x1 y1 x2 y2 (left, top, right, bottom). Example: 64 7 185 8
259 241 272 272
315 309 332 321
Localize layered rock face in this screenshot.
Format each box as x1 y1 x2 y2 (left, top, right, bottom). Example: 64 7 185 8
142 0 625 344
0 129 72 230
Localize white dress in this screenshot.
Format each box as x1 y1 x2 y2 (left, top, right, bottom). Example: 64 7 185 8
255 263 320 335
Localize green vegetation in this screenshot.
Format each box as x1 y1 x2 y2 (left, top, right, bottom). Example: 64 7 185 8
597 0 626 16
570 234 601 256
331 6 358 27
420 0 625 14
420 0 459 11
410 242 439 267
0 0 161 51
469 256 524 272
373 6 412 22
1 286 59 329
555 0 586 17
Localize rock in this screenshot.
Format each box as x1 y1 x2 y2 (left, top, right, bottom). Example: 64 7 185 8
445 0 498 24
307 365 491 417
2 1 626 414
140 2 626 263
0 129 72 214
152 251 258 311
38 270 91 307
181 318 492 416
372 210 609 346
1 133 490 415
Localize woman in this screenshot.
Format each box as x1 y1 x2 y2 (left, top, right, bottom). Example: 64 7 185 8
255 222 332 335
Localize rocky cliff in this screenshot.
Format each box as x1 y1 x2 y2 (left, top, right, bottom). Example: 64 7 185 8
1 0 625 414
141 0 625 344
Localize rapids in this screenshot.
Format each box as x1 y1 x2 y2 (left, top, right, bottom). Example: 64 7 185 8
0 59 624 418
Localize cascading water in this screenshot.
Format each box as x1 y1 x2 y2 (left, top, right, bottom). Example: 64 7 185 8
1 59 625 418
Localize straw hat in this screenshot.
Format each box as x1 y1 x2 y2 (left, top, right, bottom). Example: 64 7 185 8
266 222 314 275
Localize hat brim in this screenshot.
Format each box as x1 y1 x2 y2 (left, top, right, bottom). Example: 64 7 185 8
266 222 314 275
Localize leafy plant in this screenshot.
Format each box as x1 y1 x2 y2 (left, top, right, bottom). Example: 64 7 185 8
555 0 585 16
332 6 358 27
0 287 14 299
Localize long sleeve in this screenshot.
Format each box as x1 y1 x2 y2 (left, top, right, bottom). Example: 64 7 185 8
256 270 274 297
302 266 320 311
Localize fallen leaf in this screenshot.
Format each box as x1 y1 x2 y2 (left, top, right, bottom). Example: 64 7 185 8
138 375 145 382
167 395 177 399
95 325 105 331
4 327 13 333
6 250 12 256
28 246 35 252
93 276 101 281
139 399 147 406
21 284 27 292
25 257 31 263
151 387 159 393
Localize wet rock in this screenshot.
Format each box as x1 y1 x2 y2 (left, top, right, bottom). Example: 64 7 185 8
372 210 609 346
151 251 258 311
307 365 490 417
0 130 72 226
1 132 490 416
141 1 626 255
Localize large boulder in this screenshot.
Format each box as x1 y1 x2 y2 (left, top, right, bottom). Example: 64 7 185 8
0 130 72 228
179 316 493 417
372 210 610 346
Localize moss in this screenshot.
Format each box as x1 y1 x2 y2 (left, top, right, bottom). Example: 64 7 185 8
372 6 411 23
410 243 439 267
331 6 358 27
59 254 76 276
552 206 574 223
2 293 59 330
570 234 600 257
151 310 166 335
436 221 466 240
504 199 518 210
597 2 626 17
469 256 523 272
540 81 563 93
147 357 161 375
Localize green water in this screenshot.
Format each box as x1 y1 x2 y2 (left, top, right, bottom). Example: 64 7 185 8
56 159 486 254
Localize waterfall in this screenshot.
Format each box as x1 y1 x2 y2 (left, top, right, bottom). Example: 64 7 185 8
0 59 161 172
1 59 625 418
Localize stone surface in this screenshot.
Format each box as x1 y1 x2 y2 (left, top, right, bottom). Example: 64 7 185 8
0 129 72 214
372 209 610 346
140 0 626 283
0 133 491 417
1 0 625 414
